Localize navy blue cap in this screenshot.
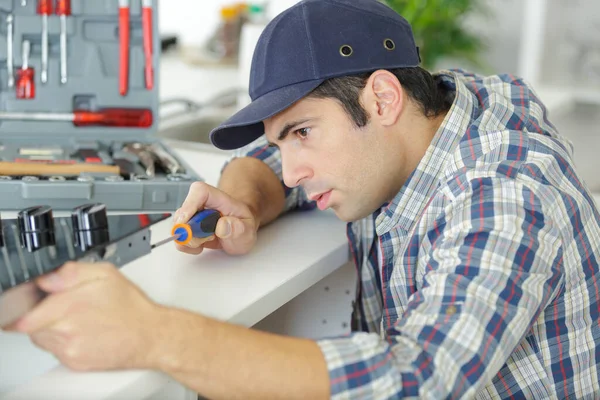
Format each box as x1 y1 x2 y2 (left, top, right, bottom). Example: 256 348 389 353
209 0 421 150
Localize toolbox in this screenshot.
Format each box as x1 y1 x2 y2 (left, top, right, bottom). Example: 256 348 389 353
0 0 202 211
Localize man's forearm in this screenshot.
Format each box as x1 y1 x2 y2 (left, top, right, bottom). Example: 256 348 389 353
218 157 285 228
149 306 331 400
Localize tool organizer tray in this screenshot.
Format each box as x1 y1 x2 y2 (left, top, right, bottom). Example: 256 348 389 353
0 0 202 211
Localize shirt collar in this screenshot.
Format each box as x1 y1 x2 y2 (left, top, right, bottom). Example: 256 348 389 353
375 70 476 236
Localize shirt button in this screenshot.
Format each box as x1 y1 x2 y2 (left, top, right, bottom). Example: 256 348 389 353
445 305 457 316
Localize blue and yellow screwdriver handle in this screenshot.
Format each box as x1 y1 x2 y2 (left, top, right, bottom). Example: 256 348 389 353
171 209 222 246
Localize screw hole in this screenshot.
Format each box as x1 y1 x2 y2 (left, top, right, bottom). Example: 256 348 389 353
324 286 329 292
345 290 351 295
322 319 327 324
128 243 132 247
142 236 146 241
342 322 348 328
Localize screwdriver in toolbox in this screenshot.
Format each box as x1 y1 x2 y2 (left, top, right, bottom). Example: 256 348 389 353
6 14 14 88
151 210 222 249
16 40 35 99
37 0 53 84
56 0 71 84
141 0 154 90
119 0 130 96
0 108 153 127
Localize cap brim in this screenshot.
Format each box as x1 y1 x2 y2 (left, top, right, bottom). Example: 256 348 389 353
209 79 325 150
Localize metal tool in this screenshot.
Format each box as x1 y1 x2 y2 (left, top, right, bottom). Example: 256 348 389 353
14 158 75 163
151 209 221 249
0 108 153 127
167 173 190 181
37 0 53 84
141 0 154 90
104 175 124 182
56 0 71 84
16 40 35 99
19 147 64 156
6 14 14 88
119 0 130 96
149 143 184 174
122 143 155 177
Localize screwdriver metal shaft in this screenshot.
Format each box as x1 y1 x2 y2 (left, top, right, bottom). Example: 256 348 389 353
57 0 71 84
6 14 14 88
37 0 53 84
150 235 178 249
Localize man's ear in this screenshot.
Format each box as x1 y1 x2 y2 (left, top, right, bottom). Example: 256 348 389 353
362 70 404 127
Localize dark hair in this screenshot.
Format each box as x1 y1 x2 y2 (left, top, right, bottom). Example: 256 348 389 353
308 67 454 127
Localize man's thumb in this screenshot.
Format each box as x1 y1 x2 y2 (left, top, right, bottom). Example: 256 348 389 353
215 217 244 239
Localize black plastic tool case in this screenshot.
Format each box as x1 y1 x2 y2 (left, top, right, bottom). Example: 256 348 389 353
0 0 201 211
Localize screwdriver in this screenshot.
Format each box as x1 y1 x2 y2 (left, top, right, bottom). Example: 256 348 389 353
56 0 71 84
0 108 153 127
16 40 35 99
141 0 154 90
151 209 222 249
119 0 130 96
37 0 53 84
6 14 14 88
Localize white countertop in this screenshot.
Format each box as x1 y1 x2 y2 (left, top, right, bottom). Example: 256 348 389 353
0 55 350 399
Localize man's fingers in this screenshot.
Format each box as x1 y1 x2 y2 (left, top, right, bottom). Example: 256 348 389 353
13 291 72 333
36 261 111 294
175 182 245 224
174 235 219 255
214 217 238 239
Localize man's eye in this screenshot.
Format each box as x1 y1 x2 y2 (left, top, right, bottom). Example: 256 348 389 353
295 127 311 138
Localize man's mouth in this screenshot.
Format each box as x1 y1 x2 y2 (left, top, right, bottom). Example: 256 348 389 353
310 190 332 210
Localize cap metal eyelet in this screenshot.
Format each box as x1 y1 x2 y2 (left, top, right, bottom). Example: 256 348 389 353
383 39 395 51
339 44 353 57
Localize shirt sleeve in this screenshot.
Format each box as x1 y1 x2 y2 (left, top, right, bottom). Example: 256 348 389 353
315 177 565 399
222 135 316 213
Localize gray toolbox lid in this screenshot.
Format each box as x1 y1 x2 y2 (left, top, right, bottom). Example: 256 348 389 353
0 0 204 212
0 0 160 141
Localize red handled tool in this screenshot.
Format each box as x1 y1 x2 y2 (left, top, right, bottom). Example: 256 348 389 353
141 0 154 90
151 210 221 248
37 0 53 84
16 40 35 99
0 108 153 127
56 0 71 84
119 0 130 96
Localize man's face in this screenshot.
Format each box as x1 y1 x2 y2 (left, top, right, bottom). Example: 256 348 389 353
263 96 400 222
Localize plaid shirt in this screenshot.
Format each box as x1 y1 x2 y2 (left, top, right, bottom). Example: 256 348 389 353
229 69 600 398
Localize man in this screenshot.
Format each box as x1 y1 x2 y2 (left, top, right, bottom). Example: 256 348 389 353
5 0 600 398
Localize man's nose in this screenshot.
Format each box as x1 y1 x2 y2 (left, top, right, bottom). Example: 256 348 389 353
281 152 312 188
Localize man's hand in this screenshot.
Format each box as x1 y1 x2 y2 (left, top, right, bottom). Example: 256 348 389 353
6 261 162 372
173 181 259 256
